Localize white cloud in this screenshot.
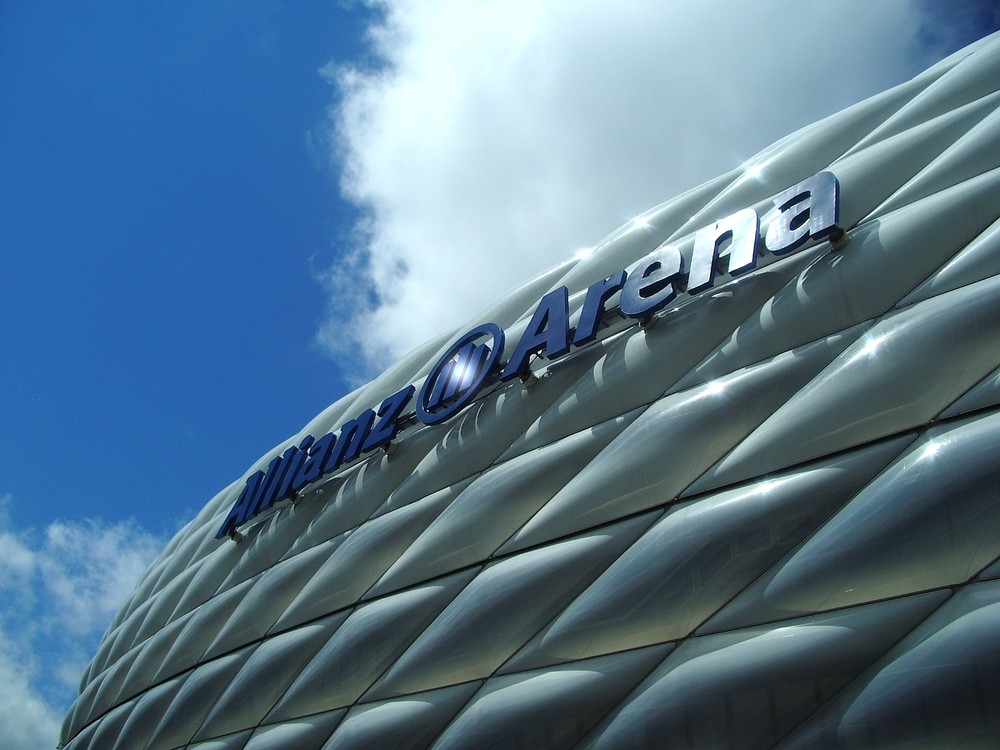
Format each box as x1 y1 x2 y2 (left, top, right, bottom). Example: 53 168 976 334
0 528 37 599
316 0 963 373
0 623 62 750
38 518 163 639
0 497 166 750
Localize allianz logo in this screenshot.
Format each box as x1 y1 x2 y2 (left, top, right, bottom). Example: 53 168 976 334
217 171 841 540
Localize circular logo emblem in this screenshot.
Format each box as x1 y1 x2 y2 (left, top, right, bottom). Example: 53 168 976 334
416 323 505 426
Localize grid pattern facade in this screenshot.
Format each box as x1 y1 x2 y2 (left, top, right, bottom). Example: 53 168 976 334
62 32 1000 750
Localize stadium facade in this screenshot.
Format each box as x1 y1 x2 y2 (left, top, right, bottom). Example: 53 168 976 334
62 31 1000 750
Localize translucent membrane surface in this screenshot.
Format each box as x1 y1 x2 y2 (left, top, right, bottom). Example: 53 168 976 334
62 32 1000 750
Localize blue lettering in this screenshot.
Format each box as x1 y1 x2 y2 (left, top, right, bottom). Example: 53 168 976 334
218 171 842 541
766 171 840 254
292 432 335 491
573 270 626 346
323 409 377 473
362 384 416 452
688 207 760 293
620 246 683 320
215 470 265 539
499 286 571 381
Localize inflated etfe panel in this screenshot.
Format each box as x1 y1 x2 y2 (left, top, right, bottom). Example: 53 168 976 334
62 32 1000 750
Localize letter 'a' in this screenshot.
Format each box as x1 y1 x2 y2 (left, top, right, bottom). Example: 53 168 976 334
765 171 840 254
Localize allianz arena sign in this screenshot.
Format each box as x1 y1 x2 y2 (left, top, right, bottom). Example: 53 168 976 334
217 171 841 540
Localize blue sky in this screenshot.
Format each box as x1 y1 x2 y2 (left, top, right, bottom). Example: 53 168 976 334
1 2 998 748
1 3 377 745
1 2 375 536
